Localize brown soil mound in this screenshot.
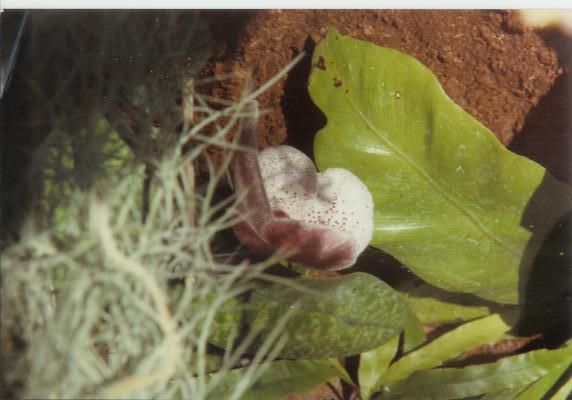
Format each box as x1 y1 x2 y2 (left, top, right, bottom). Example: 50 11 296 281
510 26 572 184
201 10 561 162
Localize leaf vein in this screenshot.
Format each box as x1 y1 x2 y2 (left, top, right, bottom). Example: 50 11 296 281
325 42 520 258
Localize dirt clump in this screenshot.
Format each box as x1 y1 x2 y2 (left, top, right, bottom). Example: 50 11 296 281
200 10 561 163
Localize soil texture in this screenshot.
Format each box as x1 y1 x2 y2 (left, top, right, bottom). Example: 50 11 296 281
201 10 561 164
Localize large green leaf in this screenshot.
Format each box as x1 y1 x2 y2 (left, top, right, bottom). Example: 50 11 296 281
209 272 408 359
379 314 511 385
207 359 339 400
381 342 572 399
309 28 572 304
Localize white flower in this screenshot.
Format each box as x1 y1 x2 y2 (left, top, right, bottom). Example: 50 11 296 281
232 101 374 270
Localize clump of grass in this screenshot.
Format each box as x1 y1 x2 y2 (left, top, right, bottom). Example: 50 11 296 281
1 12 303 399
1 136 278 398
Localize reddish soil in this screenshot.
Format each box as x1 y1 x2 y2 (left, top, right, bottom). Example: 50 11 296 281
200 10 561 165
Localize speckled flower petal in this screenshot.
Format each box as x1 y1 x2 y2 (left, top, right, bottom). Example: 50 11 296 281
231 101 374 270
259 145 318 212
263 218 355 270
259 146 374 259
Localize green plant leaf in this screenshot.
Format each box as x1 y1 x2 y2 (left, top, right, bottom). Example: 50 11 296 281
482 387 526 400
515 359 571 400
397 280 498 325
329 358 355 385
209 272 408 359
382 342 572 399
358 336 399 400
402 306 426 353
309 28 572 304
207 359 339 400
551 369 572 400
380 314 511 385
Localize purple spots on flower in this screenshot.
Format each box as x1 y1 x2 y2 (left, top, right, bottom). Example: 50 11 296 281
231 101 374 270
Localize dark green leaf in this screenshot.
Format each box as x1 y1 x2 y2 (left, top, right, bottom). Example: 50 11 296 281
209 272 408 359
382 342 572 399
207 359 338 400
309 28 572 304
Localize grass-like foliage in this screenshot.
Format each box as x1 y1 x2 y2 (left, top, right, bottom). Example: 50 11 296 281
2 128 285 398
1 12 303 399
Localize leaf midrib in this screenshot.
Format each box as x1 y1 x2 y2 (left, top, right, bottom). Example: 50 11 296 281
326 44 521 258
